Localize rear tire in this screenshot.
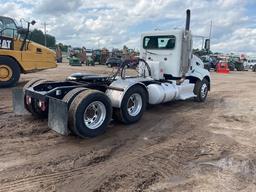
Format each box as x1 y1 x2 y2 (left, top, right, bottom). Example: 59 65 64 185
236 66 243 71
62 87 87 107
0 56 20 88
62 87 88 135
68 90 112 138
113 85 147 124
229 66 235 71
194 79 209 102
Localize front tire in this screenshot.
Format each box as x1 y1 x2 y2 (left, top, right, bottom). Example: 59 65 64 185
0 56 20 88
113 85 147 124
253 65 256 72
194 79 209 102
68 90 112 138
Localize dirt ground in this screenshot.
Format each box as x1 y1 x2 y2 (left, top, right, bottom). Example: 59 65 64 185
0 63 256 192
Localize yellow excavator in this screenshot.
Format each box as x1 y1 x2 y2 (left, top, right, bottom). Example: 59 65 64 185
0 16 57 88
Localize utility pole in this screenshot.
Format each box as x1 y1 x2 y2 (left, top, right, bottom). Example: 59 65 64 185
43 22 48 47
97 39 100 49
209 20 213 40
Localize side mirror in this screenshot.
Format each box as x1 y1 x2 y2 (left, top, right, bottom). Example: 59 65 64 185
31 20 36 25
204 39 210 51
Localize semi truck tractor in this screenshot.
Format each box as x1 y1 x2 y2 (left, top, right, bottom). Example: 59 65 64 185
13 10 210 138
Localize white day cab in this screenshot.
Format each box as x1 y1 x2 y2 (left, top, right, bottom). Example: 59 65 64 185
13 9 211 138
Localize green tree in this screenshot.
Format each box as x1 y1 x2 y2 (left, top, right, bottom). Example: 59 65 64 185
46 34 56 48
30 29 56 48
193 49 212 56
56 43 70 52
30 29 44 45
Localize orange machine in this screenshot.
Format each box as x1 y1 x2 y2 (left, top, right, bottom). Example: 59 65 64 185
216 61 229 74
0 16 56 88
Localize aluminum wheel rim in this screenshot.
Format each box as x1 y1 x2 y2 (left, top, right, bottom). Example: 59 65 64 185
127 93 142 117
201 83 208 98
83 101 106 129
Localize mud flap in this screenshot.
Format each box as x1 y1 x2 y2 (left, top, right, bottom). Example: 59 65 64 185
48 97 70 135
12 88 29 115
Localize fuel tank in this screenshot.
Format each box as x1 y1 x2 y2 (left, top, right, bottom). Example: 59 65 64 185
147 80 195 104
147 83 178 104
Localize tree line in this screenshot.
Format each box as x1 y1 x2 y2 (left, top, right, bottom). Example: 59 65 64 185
30 29 71 52
30 29 56 48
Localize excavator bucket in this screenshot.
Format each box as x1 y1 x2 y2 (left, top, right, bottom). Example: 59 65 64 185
12 88 29 115
48 97 70 136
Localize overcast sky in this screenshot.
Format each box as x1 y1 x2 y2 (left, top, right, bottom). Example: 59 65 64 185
0 0 256 54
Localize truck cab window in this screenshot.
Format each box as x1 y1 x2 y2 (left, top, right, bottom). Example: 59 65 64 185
143 35 175 49
0 21 3 31
0 17 17 38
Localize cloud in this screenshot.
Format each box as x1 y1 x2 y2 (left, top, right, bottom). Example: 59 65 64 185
212 28 256 53
0 2 31 19
1 0 255 54
35 0 83 15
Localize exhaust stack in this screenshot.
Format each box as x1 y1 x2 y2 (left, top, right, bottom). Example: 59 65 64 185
185 9 191 31
180 9 192 79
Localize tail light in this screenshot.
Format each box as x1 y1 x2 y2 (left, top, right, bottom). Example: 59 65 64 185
38 100 47 111
26 96 32 105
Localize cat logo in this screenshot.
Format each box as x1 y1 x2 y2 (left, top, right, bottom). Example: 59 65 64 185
0 37 13 50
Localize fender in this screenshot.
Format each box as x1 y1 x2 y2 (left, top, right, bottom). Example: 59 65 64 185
189 65 210 80
187 54 211 80
105 77 149 108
